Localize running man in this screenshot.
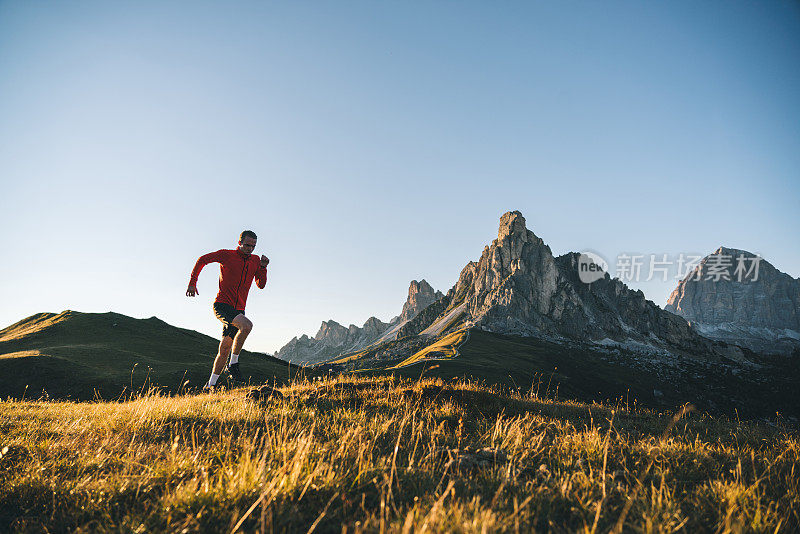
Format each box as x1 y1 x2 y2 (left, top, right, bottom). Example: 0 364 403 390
186 230 269 390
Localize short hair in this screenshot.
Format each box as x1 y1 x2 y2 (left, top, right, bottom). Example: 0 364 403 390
239 230 257 242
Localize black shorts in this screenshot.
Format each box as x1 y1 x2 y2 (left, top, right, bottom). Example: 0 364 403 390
213 302 244 339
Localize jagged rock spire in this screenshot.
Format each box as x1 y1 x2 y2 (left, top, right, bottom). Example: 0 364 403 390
400 280 443 322
497 211 528 241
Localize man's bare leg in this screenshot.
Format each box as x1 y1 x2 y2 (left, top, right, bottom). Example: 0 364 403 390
231 314 253 356
213 336 234 375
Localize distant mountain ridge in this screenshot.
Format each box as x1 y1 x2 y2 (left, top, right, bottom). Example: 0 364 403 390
665 246 800 355
278 211 757 370
276 279 443 365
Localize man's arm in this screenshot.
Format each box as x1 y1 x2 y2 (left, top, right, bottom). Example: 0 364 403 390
186 250 225 296
255 255 269 289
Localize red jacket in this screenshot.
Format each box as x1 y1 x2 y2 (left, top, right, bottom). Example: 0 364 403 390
189 249 267 311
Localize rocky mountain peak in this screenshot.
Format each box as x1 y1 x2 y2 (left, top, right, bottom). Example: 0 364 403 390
362 316 389 337
315 320 348 346
665 247 800 354
713 246 755 259
400 279 444 322
489 211 548 275
497 211 529 242
447 211 555 320
410 279 434 297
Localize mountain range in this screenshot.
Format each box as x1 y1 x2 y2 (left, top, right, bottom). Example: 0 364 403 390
270 211 799 418
276 279 443 365
279 211 799 365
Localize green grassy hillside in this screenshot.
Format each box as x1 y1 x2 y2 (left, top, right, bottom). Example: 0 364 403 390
1 376 797 532
0 311 290 400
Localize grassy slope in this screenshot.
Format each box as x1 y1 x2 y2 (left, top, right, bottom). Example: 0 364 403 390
0 311 290 400
0 376 797 532
348 330 800 420
391 330 692 405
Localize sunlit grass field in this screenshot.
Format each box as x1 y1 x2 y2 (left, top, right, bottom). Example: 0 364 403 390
1 375 797 532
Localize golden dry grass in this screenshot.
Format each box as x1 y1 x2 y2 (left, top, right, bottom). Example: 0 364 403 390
1 375 797 533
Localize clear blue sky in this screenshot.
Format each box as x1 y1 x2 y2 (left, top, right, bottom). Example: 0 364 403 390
1 1 798 353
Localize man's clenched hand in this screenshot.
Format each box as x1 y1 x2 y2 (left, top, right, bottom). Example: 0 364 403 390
260 255 270 267
186 285 198 297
